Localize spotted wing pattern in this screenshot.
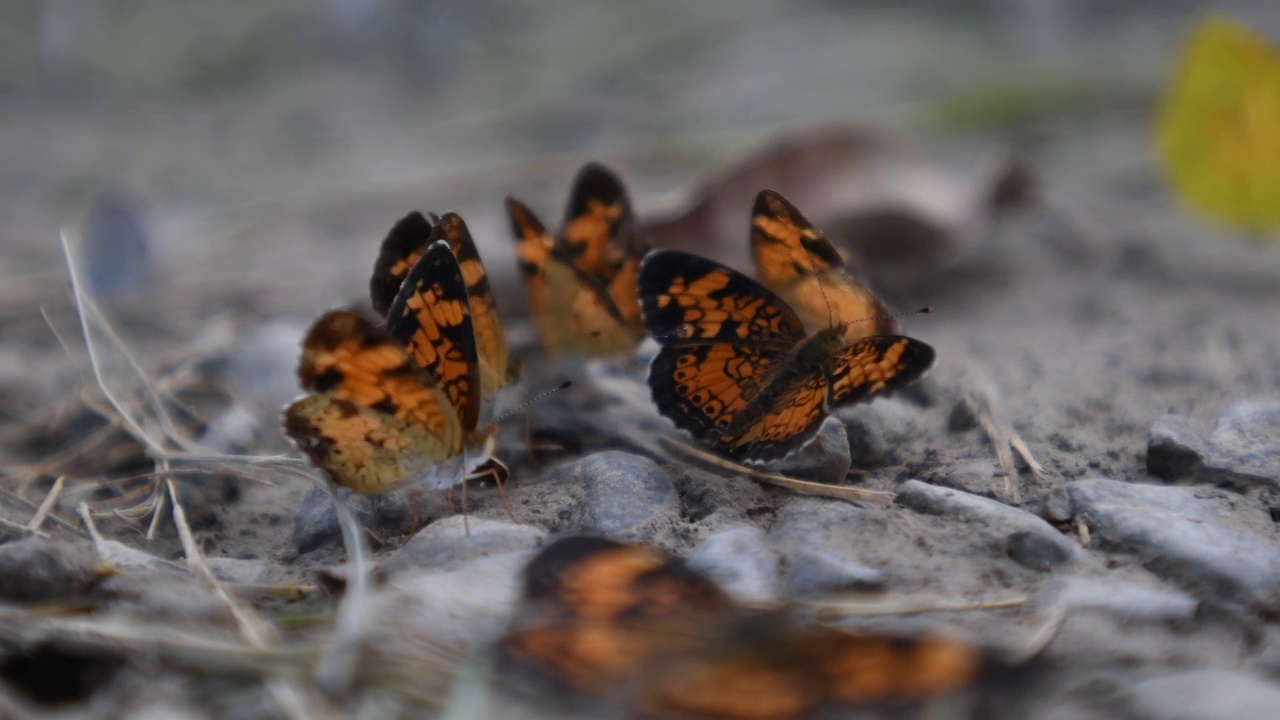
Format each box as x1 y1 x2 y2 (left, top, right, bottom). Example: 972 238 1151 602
505 162 647 357
283 311 462 492
385 240 481 433
641 249 936 463
751 189 899 342
638 250 806 348
434 213 508 399
370 211 441 318
826 336 936 407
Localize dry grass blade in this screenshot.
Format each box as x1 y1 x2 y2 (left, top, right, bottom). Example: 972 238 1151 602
660 435 894 502
809 595 1027 621
26 475 65 533
313 478 375 697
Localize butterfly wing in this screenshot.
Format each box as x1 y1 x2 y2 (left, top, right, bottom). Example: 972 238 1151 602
507 195 641 357
284 310 463 492
751 190 899 342
560 163 646 281
370 211 441 318
385 240 482 433
639 250 807 348
826 335 936 408
435 213 509 398
640 250 809 451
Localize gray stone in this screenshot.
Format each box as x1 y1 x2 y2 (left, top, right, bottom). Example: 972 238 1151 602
383 516 545 575
566 451 676 540
1007 530 1075 571
1147 415 1206 480
768 417 852 483
768 499 885 597
1046 576 1198 622
0 539 101 602
686 526 780 604
365 551 530 653
1204 400 1280 486
81 190 152 303
781 546 885 596
1126 669 1280 720
1146 402 1280 487
844 416 890 467
896 480 1080 569
292 485 377 555
1067 478 1280 609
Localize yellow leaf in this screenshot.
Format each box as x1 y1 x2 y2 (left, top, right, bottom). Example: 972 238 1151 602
1156 14 1280 236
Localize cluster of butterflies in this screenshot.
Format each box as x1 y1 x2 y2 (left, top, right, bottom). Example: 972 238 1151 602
284 163 936 494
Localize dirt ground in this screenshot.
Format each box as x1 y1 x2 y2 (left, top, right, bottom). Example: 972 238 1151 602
2 2 1280 719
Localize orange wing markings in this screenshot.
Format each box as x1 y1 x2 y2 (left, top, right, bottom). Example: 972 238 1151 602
499 537 982 715
827 336 935 407
750 189 899 341
728 373 829 461
370 211 440 318
434 212 509 398
640 247 935 463
385 240 481 432
506 162 648 356
284 395 453 494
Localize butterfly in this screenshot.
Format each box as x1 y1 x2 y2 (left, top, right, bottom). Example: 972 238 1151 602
505 162 649 356
639 244 936 463
750 189 899 342
498 536 981 717
1157 14 1280 235
284 217 509 493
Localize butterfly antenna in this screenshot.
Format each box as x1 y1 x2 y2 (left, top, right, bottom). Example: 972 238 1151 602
803 244 839 330
853 305 934 329
492 380 573 425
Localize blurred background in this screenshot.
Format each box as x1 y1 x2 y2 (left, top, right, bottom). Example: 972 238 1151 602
1 0 1278 324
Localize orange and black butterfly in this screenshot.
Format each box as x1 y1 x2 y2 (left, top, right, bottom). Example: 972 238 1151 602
283 216 509 493
505 163 648 357
498 537 981 718
750 189 899 342
639 241 935 463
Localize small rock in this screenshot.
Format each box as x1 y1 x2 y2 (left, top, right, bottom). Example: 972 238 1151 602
80 190 152 303
896 480 1080 569
947 399 978 432
0 539 102 602
292 485 377 555
686 526 780 604
1146 402 1280 487
1068 478 1280 610
1046 577 1198 623
1038 486 1074 524
365 551 530 653
769 417 852 483
781 546 885 596
1126 669 1280 720
383 516 545 575
1204 401 1280 487
768 499 884 597
565 451 676 541
1007 530 1075 571
843 412 890 467
1147 415 1206 480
